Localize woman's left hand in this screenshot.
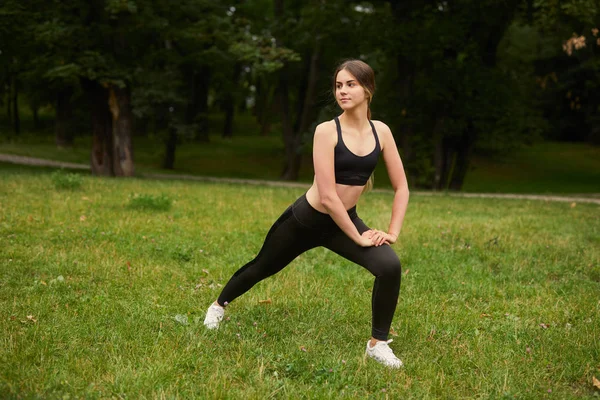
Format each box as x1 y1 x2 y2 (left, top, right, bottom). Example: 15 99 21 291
365 230 397 246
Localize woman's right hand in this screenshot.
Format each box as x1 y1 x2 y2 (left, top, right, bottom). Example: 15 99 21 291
357 231 376 247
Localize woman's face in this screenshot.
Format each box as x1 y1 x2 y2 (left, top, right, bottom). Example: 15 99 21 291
335 69 368 111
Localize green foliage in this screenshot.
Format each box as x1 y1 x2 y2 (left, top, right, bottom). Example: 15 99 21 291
1 0 598 187
530 0 600 143
229 41 300 74
50 170 84 190
127 192 172 211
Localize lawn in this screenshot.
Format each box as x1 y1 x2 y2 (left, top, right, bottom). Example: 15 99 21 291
462 142 600 195
1 168 599 398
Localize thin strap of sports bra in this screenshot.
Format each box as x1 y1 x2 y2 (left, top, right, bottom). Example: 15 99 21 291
369 120 381 149
334 116 342 141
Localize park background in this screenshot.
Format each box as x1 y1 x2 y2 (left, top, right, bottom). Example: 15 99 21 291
1 0 599 398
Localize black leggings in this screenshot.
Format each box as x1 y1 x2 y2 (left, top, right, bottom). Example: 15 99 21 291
217 194 401 340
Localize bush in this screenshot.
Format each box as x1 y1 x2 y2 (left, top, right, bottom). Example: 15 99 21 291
127 193 172 211
51 170 84 190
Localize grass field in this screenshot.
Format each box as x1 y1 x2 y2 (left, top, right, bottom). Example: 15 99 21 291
1 123 599 194
462 142 600 195
1 167 599 398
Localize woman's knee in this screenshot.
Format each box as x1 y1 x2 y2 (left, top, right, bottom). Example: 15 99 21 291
368 252 401 279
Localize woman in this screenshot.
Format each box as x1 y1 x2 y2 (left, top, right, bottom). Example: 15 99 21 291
203 59 409 368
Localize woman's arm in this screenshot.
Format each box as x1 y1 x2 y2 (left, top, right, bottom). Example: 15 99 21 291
378 122 410 241
313 122 373 247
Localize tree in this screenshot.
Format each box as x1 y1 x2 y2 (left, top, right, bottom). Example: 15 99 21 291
530 0 600 144
363 0 538 190
0 0 31 136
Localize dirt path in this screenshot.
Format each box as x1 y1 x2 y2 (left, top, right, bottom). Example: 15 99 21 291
2 153 599 205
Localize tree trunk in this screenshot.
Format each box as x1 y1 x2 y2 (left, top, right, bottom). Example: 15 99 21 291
108 85 135 177
6 77 12 124
197 66 211 142
432 115 447 190
280 41 321 181
278 68 299 180
12 77 20 136
163 126 177 169
448 124 476 190
222 63 241 138
396 54 416 185
86 81 114 176
444 2 517 189
55 88 74 148
293 57 310 134
222 99 234 138
297 41 321 135
185 66 211 142
32 106 40 130
257 78 276 136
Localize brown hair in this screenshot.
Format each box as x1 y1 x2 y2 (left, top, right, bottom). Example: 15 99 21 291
332 59 376 119
332 59 376 193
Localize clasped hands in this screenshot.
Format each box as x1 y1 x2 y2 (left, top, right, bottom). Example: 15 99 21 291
358 229 397 247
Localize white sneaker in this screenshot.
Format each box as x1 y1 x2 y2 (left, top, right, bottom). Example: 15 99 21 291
203 303 225 329
365 339 403 368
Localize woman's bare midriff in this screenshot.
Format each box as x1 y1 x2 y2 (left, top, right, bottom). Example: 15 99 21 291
305 178 364 213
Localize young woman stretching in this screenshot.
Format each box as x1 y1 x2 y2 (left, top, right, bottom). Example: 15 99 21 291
203 59 409 368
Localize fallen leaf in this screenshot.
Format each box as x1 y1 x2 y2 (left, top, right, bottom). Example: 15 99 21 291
82 196 90 201
26 315 37 323
480 313 492 318
389 327 398 336
403 269 410 276
427 328 436 341
126 261 131 272
300 346 307 352
258 298 272 304
540 323 548 329
40 281 47 286
593 376 600 390
570 202 576 208
80 215 86 222
202 269 209 274
174 314 188 325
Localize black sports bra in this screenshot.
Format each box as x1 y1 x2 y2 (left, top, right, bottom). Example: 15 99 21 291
333 116 381 186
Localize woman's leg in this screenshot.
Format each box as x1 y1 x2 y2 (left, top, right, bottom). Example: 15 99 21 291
323 218 401 341
217 205 318 306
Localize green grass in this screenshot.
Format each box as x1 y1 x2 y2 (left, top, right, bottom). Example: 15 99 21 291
462 142 600 194
1 167 599 398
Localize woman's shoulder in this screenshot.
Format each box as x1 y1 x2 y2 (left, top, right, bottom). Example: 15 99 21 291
314 120 338 138
312 120 338 148
316 119 337 131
